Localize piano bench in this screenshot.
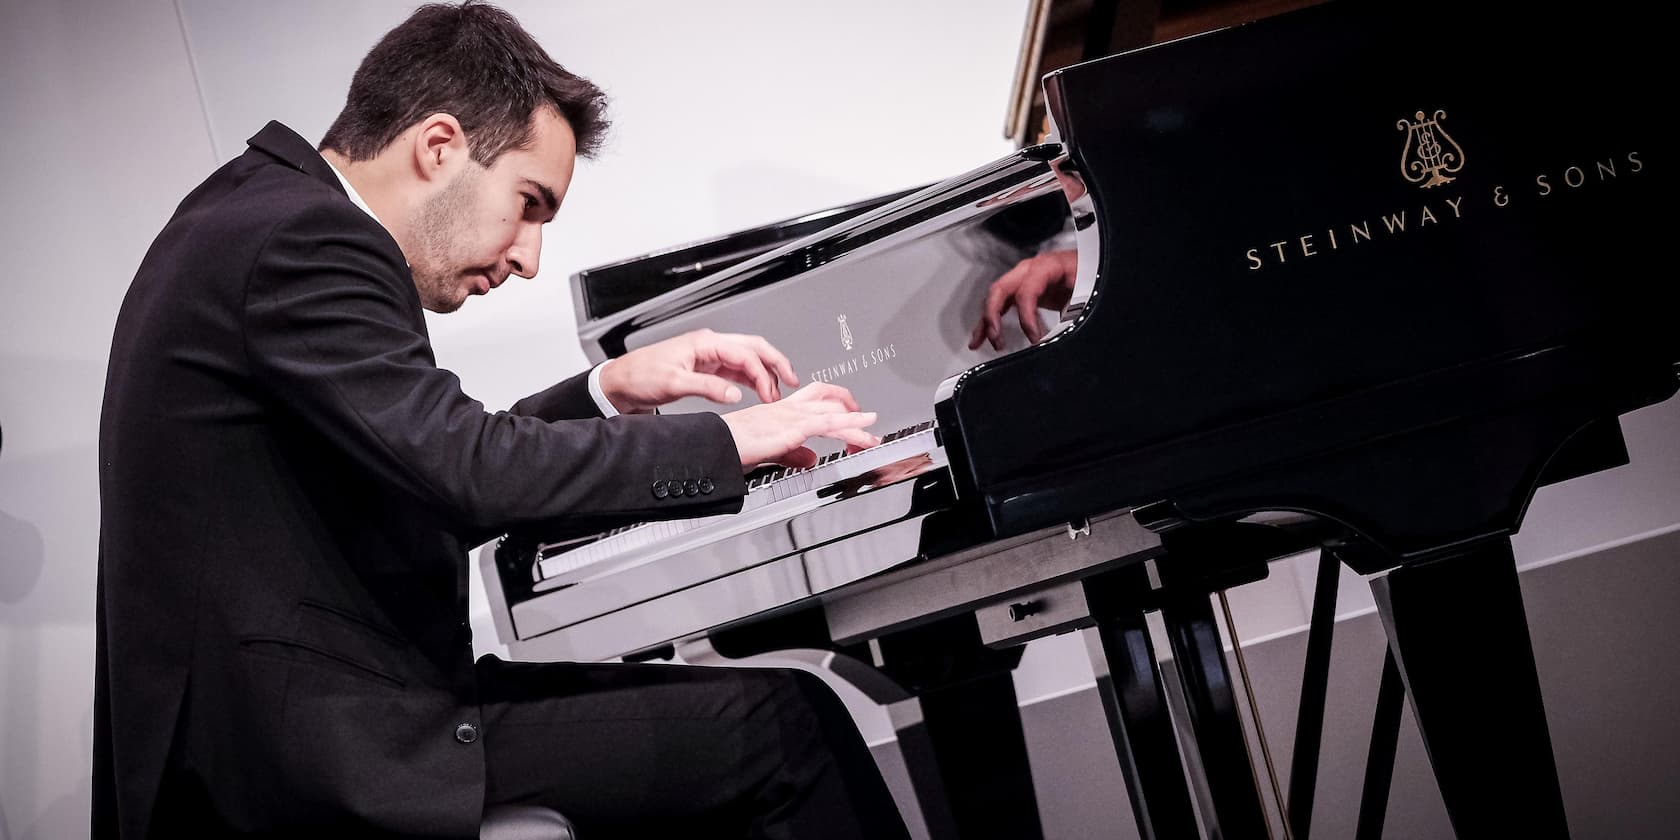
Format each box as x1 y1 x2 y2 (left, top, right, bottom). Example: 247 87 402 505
481 804 577 840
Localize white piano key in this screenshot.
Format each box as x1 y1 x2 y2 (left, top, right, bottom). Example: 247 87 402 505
533 424 939 587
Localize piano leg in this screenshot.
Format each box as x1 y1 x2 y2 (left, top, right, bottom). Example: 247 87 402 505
875 616 1045 840
1370 537 1570 838
1287 548 1344 840
1157 586 1274 840
1082 564 1201 840
1355 648 1405 840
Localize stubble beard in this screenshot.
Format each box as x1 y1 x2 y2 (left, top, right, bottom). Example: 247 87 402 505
411 167 479 314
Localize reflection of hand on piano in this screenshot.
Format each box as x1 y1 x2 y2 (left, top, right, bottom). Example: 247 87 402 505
722 382 879 470
598 328 799 413
968 249 1077 350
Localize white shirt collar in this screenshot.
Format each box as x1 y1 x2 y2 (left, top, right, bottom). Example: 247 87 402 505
321 155 386 231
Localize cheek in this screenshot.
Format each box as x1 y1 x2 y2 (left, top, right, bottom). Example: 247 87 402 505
482 208 521 249
454 212 512 261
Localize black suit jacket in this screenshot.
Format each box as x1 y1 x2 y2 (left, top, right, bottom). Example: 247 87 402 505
94 122 747 838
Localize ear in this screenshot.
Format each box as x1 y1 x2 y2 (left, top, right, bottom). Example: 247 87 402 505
409 113 470 183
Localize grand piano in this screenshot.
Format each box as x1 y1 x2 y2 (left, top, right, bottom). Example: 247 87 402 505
482 1 1674 837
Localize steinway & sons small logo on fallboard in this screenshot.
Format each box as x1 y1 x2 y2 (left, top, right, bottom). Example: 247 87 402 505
1244 106 1645 272
1397 109 1466 189
810 313 896 384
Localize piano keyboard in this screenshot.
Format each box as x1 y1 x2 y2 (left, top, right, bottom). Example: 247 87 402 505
533 420 939 589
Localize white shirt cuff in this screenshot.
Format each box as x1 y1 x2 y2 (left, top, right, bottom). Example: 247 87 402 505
587 360 620 418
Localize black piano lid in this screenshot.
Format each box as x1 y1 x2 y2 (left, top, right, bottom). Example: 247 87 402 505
576 145 1064 360
570 187 917 327
937 0 1677 555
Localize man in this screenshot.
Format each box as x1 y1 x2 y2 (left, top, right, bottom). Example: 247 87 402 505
94 3 911 837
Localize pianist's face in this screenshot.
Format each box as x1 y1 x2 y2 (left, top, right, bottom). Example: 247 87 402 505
410 108 577 313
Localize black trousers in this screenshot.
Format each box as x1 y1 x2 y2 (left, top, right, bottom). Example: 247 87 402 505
476 656 913 840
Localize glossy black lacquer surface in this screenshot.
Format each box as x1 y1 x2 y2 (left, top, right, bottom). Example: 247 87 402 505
937 0 1676 556
577 150 1063 361
572 189 917 325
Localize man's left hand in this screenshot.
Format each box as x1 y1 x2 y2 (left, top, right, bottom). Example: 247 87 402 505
599 328 799 413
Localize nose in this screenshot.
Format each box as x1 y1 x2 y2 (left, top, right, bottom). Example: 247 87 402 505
506 222 542 279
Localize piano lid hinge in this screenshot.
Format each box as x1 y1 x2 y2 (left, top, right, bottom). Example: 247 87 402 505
1066 518 1091 540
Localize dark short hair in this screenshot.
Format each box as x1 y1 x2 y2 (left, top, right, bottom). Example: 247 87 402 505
319 1 608 164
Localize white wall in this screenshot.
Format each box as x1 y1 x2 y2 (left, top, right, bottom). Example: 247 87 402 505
1 1 220 837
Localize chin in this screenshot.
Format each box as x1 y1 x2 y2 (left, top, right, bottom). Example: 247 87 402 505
421 293 467 315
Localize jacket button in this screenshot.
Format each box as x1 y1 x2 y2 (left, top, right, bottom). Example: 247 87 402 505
683 479 699 497
651 480 669 499
698 478 714 495
455 723 479 744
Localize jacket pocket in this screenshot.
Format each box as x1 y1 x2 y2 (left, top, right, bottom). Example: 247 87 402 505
297 598 407 645
238 635 407 689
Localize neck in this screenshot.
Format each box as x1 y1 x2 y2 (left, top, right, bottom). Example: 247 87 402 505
320 148 416 254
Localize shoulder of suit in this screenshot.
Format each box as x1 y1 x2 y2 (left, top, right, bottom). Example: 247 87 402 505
194 153 405 268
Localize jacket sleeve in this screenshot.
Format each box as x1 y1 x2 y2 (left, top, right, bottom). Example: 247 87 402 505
242 201 746 536
508 368 602 421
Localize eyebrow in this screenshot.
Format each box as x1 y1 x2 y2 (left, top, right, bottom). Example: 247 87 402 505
523 179 558 216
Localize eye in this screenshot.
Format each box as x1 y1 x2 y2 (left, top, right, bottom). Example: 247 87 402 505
522 194 538 210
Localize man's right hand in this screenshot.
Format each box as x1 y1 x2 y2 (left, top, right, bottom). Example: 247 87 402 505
721 382 879 470
599 328 798 414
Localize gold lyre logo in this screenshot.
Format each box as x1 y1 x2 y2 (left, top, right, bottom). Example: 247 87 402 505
1397 109 1466 189
837 314 854 351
